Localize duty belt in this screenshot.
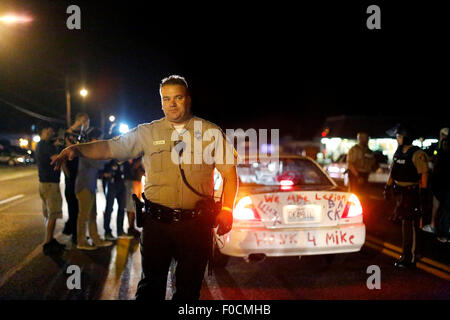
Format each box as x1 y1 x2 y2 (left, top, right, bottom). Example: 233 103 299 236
144 201 201 223
393 183 419 193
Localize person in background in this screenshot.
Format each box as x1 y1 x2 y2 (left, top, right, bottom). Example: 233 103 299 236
75 128 113 250
347 131 378 196
61 113 91 244
123 158 145 238
422 127 449 234
430 137 450 243
67 112 90 143
35 125 66 255
384 125 429 268
61 137 79 243
103 159 132 240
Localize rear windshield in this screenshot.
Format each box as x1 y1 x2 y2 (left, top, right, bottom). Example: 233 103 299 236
237 158 332 186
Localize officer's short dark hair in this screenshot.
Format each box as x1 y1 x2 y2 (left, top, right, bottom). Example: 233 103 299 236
160 75 189 93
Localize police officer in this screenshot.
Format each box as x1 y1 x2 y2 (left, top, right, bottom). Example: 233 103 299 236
384 125 429 268
346 131 378 195
52 75 238 299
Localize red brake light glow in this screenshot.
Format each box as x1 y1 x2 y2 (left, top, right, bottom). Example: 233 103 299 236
233 196 261 221
341 194 363 218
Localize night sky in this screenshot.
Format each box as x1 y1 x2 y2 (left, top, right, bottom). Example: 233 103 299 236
0 1 448 138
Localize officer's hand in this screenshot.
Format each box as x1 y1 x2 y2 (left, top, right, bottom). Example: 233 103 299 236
51 145 78 171
215 210 233 236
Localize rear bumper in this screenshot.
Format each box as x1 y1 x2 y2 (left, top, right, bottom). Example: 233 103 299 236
219 223 365 258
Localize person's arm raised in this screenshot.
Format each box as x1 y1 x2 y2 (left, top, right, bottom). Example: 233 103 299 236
51 140 113 170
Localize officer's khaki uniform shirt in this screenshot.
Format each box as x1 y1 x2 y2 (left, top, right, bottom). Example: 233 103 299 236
347 144 376 174
394 148 429 187
108 116 237 209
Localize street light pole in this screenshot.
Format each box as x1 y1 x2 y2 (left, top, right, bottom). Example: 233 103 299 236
65 77 72 128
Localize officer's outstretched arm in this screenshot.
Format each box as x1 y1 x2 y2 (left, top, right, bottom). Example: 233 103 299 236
51 140 113 170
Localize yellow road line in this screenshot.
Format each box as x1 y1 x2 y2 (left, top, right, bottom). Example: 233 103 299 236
366 235 402 252
366 234 450 273
416 262 450 281
364 241 400 259
365 239 450 281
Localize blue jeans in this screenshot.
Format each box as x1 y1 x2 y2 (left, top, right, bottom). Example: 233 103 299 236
104 182 126 235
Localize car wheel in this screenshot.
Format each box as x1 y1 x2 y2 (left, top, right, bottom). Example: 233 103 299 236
211 242 230 268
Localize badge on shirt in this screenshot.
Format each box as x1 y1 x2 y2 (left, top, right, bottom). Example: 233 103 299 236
153 140 166 145
194 130 202 140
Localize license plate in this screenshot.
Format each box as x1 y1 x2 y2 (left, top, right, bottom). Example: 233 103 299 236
283 205 321 224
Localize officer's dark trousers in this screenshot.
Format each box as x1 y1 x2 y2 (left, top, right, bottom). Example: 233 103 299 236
136 216 211 300
394 188 421 263
64 180 79 236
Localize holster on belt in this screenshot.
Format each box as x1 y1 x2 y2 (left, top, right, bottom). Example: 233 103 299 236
132 193 145 228
194 197 222 276
194 197 221 228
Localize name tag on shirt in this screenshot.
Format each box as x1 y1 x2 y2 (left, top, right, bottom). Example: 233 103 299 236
153 140 166 145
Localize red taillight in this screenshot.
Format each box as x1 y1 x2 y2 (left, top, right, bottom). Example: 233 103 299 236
233 196 261 221
341 194 363 218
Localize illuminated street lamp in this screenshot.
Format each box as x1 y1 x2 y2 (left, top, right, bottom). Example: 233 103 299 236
0 14 33 24
119 123 129 134
80 88 88 97
19 138 29 148
109 115 116 122
65 79 89 127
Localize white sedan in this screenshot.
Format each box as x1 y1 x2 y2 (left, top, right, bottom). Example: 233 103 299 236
214 155 365 265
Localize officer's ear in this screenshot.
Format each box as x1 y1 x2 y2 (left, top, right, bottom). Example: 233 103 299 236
186 94 192 112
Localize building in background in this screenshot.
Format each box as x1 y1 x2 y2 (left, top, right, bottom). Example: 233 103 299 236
315 115 442 185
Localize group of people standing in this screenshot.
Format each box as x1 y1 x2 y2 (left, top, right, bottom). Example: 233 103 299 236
35 112 144 254
346 125 449 269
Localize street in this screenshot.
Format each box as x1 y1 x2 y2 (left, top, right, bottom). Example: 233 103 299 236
0 166 448 300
